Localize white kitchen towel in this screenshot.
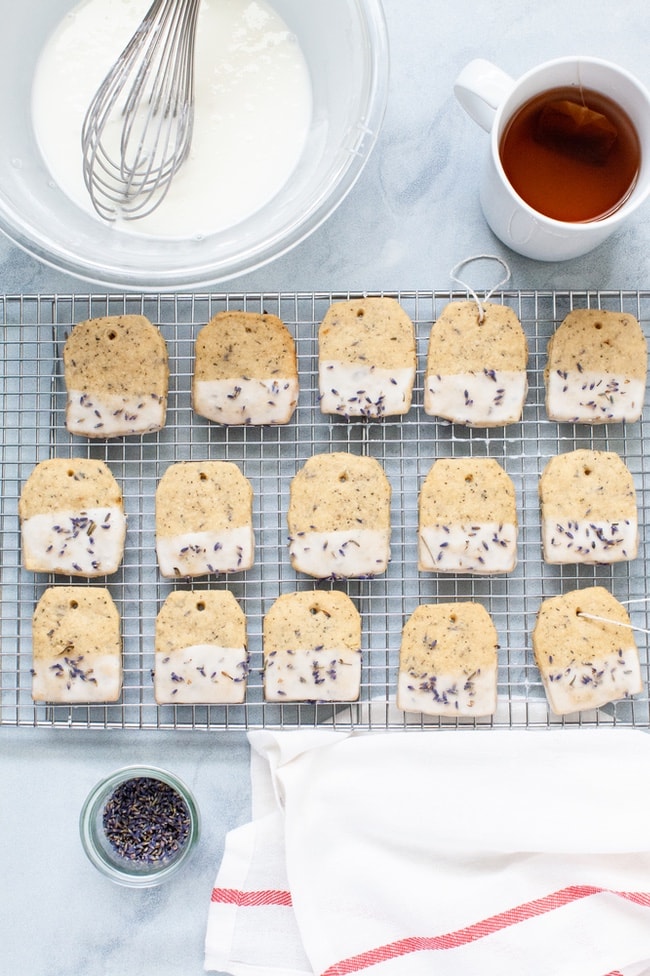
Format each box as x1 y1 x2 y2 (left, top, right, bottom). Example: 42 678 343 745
205 728 650 976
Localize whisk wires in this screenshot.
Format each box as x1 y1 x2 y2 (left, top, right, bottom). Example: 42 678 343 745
81 0 201 222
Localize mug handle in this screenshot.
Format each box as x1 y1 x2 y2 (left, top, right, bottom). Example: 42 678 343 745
453 59 516 132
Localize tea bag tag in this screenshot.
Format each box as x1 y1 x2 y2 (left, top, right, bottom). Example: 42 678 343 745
449 254 511 322
578 597 650 636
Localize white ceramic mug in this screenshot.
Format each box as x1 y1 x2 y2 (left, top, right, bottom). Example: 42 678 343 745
453 56 650 261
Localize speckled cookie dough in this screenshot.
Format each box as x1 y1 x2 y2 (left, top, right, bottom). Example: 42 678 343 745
532 586 642 715
19 457 126 577
318 297 416 418
418 457 518 574
155 460 254 578
63 314 168 438
287 452 391 579
193 311 299 425
31 585 122 702
263 590 362 702
544 308 647 424
424 300 528 427
397 602 499 718
539 449 638 564
154 589 248 704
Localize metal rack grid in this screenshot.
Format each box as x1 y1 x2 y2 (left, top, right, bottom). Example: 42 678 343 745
1 290 649 732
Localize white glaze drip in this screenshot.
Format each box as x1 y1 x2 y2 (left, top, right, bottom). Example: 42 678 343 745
32 653 121 703
418 522 517 574
289 529 390 579
67 389 165 437
541 517 637 564
264 647 361 702
193 376 298 425
397 666 497 718
318 362 415 418
424 370 527 426
156 525 254 577
546 370 645 423
154 644 249 703
22 506 126 576
540 648 642 715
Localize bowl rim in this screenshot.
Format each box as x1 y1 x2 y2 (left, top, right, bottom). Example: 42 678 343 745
0 0 390 292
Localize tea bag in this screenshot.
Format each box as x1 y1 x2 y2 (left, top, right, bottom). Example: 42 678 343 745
536 98 618 164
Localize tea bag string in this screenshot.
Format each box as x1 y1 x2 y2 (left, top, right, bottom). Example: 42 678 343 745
577 598 650 635
449 254 511 322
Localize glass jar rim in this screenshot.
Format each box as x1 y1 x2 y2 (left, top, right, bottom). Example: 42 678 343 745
79 764 200 887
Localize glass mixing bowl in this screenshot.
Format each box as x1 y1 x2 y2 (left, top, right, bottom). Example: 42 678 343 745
0 0 389 291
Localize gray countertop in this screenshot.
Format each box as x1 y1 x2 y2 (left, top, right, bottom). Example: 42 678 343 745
3 1 650 974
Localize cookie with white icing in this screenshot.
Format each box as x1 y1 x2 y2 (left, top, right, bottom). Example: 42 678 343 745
539 449 637 564
318 297 416 418
288 452 391 579
19 457 126 577
154 589 248 704
31 586 122 702
532 586 642 715
63 314 168 438
155 461 254 578
193 311 298 425
418 457 517 574
424 301 528 426
397 602 499 718
545 308 647 423
263 590 362 702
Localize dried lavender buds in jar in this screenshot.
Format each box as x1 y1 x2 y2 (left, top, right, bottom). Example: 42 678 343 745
102 776 191 864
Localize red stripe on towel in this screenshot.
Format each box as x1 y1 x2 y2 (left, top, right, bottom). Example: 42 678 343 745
211 886 293 907
321 885 650 976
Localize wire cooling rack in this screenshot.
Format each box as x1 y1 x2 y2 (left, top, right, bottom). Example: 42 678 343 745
1 290 649 731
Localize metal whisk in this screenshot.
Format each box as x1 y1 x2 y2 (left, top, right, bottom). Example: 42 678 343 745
81 0 201 222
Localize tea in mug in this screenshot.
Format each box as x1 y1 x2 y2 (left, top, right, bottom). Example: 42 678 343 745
499 86 640 222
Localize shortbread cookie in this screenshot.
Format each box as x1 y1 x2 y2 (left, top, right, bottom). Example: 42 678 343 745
288 452 391 579
418 457 517 574
539 449 637 564
318 297 416 418
397 602 498 717
532 586 642 715
19 457 126 577
63 314 168 438
424 301 528 426
155 461 254 578
154 590 248 704
263 590 362 702
545 308 647 423
31 586 122 702
193 311 298 425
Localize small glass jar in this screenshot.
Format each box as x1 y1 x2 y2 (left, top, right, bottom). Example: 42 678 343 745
79 764 200 887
